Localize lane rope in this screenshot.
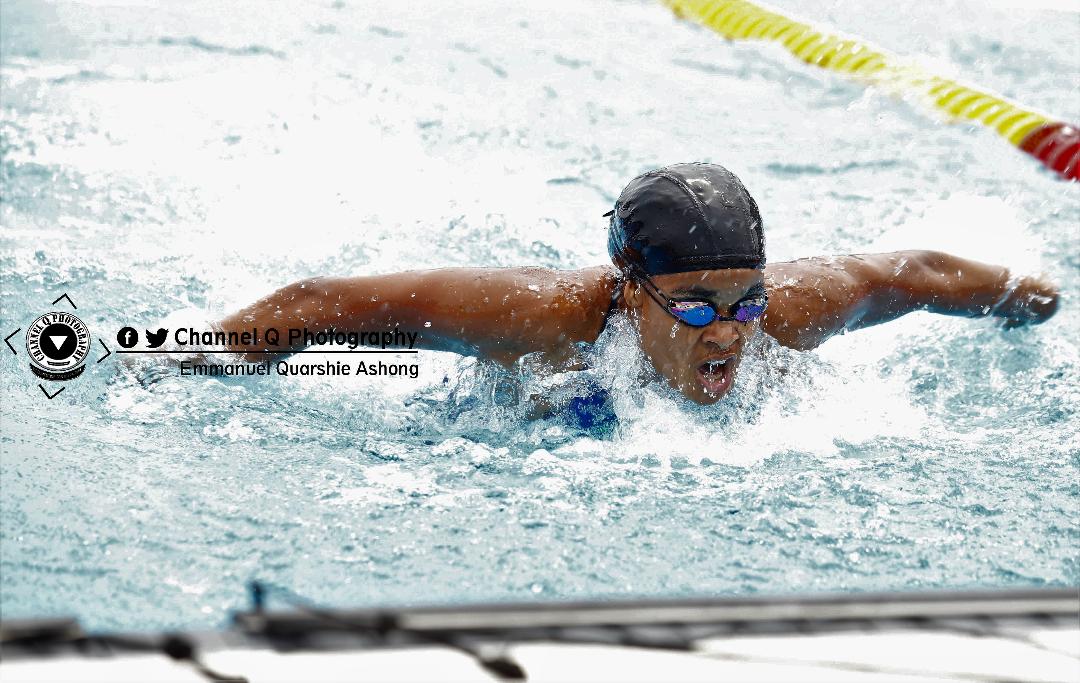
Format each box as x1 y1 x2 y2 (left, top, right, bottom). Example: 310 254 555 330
662 0 1079 181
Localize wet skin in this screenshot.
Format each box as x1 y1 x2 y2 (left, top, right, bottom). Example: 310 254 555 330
218 250 1060 405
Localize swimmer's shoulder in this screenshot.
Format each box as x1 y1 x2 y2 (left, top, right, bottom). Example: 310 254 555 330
411 265 621 367
528 264 621 352
762 254 903 350
763 257 854 350
490 265 620 370
565 265 623 341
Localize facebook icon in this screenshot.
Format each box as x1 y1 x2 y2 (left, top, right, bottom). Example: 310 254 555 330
116 327 139 349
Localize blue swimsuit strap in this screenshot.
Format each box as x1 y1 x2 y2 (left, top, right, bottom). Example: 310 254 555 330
556 275 624 433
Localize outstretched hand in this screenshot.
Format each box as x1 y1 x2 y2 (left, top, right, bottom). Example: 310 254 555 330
991 274 1060 329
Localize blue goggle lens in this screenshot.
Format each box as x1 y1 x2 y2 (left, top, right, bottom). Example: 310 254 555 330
734 301 767 322
669 301 715 326
668 298 767 326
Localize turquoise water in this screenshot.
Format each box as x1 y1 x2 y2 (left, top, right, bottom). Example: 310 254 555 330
1 0 1077 632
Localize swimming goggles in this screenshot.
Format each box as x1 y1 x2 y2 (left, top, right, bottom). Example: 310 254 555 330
636 273 768 326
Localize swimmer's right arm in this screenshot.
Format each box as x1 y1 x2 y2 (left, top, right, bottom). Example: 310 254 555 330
216 267 615 366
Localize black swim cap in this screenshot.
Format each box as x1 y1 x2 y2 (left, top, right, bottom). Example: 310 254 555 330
606 162 765 275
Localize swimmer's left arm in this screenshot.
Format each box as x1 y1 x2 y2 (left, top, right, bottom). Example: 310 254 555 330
764 250 1060 350
889 250 1059 329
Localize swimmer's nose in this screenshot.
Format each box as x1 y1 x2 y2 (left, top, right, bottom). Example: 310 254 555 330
700 319 741 351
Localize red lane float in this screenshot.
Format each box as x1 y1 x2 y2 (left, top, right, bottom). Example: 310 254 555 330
1019 123 1080 181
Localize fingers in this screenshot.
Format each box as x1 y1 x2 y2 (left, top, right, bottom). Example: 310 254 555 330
995 274 1060 329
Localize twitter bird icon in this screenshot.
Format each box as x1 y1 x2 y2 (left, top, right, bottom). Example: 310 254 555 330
145 328 169 348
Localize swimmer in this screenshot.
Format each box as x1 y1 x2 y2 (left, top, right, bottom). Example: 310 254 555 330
217 163 1059 404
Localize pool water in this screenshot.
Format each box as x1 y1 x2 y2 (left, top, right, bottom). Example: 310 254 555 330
1 0 1077 631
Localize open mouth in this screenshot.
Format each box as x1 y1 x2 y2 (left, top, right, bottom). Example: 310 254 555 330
696 357 736 395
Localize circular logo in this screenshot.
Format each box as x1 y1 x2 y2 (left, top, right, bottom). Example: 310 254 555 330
25 311 91 381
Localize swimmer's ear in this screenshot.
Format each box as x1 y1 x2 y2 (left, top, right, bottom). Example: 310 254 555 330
623 279 645 311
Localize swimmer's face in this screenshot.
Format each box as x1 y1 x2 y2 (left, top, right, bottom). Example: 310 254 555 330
625 268 764 405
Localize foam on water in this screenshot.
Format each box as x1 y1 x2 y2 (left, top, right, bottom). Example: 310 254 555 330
870 193 1045 274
